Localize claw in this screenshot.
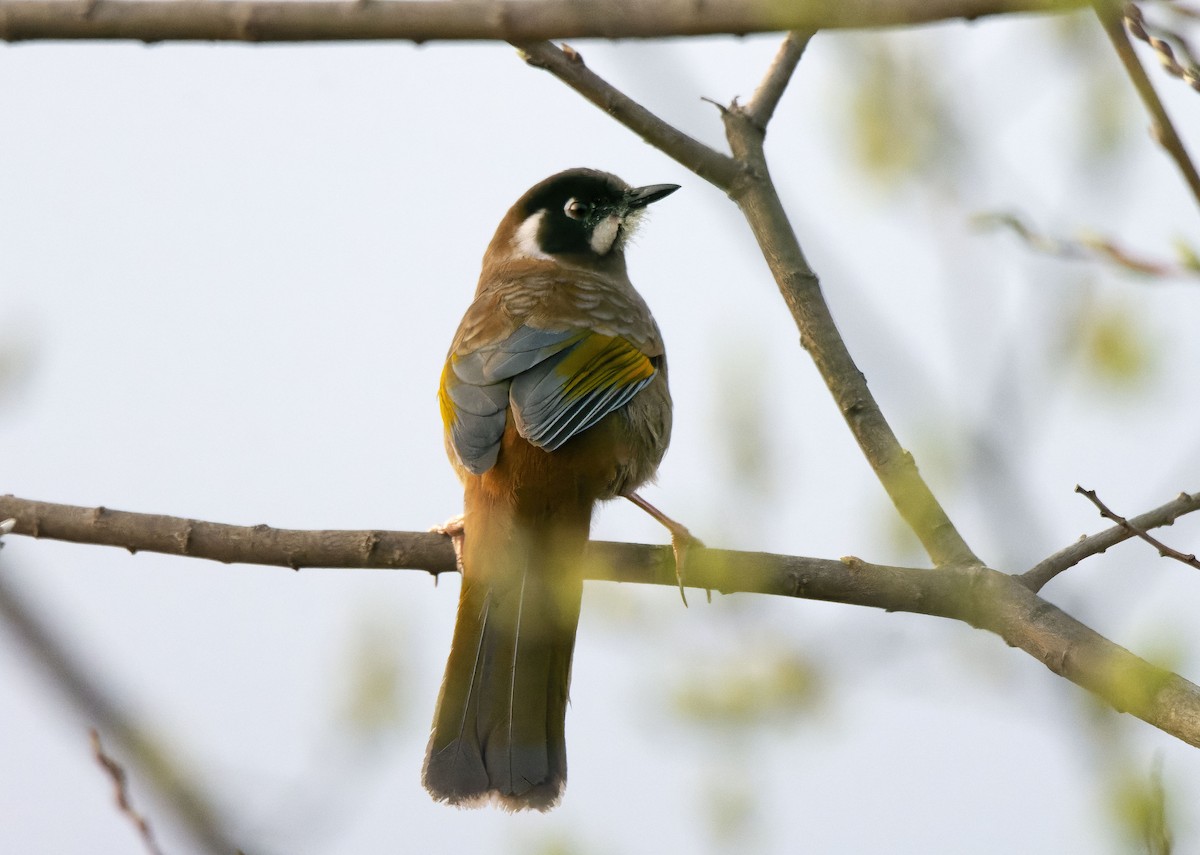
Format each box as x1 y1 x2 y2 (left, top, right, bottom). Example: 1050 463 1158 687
430 514 466 573
624 492 703 607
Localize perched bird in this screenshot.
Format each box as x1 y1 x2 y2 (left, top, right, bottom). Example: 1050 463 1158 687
426 168 681 811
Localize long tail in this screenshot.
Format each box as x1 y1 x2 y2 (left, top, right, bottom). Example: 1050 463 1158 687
422 484 588 811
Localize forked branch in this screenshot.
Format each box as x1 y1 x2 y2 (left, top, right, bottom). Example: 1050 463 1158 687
518 37 980 568
1022 490 1200 591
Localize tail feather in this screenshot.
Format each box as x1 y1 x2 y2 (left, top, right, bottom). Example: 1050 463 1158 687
423 492 586 811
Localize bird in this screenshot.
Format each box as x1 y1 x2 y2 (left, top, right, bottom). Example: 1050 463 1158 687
425 167 682 811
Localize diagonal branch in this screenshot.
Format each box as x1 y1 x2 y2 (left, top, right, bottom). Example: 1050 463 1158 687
0 0 1093 44
1021 490 1200 591
744 31 815 131
512 41 744 192
0 560 249 855
1125 3 1200 92
1094 1 1200 212
718 104 980 568
90 729 165 855
517 40 979 568
515 39 980 567
5 494 1200 750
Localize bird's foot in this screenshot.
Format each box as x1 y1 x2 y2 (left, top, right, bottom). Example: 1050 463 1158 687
623 492 703 607
430 514 466 573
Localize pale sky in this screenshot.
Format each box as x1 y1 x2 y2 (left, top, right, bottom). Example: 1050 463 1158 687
3 15 1200 854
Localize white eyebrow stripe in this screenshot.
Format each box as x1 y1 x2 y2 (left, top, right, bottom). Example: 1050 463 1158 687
512 211 552 261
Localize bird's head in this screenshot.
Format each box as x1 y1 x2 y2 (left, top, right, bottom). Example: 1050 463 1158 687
485 168 679 269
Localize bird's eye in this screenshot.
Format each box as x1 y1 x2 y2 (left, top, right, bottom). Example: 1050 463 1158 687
564 199 590 220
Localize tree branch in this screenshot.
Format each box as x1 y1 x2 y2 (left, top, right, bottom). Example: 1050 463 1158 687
5 494 1200 749
1125 2 1200 92
722 108 981 568
516 40 980 568
0 495 461 574
974 210 1200 279
512 41 744 192
744 31 815 131
1021 490 1200 591
1076 486 1200 568
90 729 165 855
0 556 248 855
0 0 1091 44
1094 1 1200 212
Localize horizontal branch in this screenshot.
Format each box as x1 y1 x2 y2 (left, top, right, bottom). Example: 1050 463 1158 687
4 494 1200 750
0 0 1091 44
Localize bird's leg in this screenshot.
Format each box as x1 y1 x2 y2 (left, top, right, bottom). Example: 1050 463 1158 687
430 513 466 574
623 492 702 607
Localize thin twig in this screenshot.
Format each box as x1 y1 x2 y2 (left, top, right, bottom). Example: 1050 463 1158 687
0 558 251 855
1075 485 1200 569
1095 1 1200 212
1125 3 1200 91
0 0 1093 44
90 729 165 855
744 30 815 131
1021 490 1200 591
974 210 1200 279
511 41 744 192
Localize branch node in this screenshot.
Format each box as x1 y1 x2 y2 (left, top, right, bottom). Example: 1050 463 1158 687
361 530 381 561
176 521 194 554
560 42 584 65
700 95 730 116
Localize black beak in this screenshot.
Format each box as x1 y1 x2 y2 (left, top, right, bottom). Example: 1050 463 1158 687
625 183 681 210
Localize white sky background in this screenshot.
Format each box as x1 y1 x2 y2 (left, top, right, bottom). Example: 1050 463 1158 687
3 13 1200 855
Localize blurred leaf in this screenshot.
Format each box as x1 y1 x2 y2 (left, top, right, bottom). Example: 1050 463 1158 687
712 337 774 498
673 647 821 728
703 776 757 847
0 329 37 415
1067 298 1157 386
840 37 962 188
518 832 589 855
1081 68 1134 159
337 614 406 736
1172 237 1200 272
1108 758 1173 855
1049 12 1135 160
